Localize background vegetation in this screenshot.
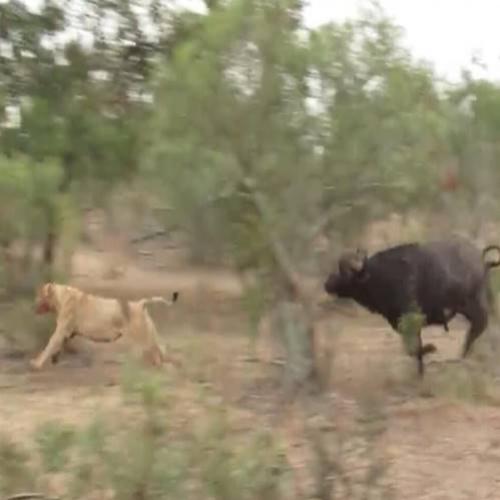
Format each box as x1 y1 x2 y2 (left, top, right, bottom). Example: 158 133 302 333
1 0 500 498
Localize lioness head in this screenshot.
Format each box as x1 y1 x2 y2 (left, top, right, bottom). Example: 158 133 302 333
35 282 57 314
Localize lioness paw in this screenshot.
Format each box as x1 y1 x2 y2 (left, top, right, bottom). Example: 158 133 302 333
29 359 42 371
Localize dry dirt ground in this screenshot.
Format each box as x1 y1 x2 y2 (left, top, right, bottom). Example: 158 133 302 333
3 247 500 499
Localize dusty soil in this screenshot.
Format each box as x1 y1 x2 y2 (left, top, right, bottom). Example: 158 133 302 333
2 244 500 500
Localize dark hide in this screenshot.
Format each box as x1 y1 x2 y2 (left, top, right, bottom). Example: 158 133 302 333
324 236 500 376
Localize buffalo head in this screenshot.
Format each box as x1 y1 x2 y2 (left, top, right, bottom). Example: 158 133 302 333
324 248 368 298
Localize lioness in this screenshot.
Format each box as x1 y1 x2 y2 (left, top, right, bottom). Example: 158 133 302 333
31 282 179 370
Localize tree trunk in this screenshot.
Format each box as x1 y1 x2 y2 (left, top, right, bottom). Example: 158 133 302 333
272 300 318 394
236 178 323 393
42 228 56 282
0 242 16 295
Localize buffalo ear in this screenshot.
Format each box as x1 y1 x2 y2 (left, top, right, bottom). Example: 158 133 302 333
353 248 369 281
355 247 367 260
338 248 366 276
351 248 367 272
338 257 351 277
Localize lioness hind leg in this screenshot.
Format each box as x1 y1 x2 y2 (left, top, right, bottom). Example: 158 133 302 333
142 344 181 369
141 346 164 367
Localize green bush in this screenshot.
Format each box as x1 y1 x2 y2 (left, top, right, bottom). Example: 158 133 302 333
0 433 35 496
35 421 76 473
397 309 425 356
0 299 55 354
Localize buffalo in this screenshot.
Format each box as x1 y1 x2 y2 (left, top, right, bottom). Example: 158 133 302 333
324 236 500 375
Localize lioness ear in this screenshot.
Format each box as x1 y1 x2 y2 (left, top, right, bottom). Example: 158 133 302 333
44 282 54 297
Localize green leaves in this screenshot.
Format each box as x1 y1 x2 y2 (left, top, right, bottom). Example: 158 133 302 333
0 0 165 202
147 0 314 270
0 155 62 243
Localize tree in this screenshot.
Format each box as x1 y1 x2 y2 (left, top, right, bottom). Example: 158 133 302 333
146 1 486 389
0 0 166 279
309 6 451 246
0 155 63 292
146 0 323 391
443 75 500 237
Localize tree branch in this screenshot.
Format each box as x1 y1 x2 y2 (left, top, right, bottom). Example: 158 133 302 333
241 177 312 310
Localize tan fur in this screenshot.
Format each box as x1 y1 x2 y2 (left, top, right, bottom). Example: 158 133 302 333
31 282 179 370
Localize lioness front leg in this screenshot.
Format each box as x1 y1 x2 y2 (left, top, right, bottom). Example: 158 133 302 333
50 333 78 364
30 323 71 370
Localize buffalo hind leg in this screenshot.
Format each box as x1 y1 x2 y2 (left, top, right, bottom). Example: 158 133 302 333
416 332 438 376
416 330 424 376
461 301 488 358
461 290 489 358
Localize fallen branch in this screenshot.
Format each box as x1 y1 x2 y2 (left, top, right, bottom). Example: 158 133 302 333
130 230 168 245
238 356 286 366
5 493 59 500
0 384 23 390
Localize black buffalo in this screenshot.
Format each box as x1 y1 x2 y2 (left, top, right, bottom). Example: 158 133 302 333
324 236 500 375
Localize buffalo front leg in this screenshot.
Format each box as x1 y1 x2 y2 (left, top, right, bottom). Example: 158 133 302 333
400 326 436 377
400 325 423 376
